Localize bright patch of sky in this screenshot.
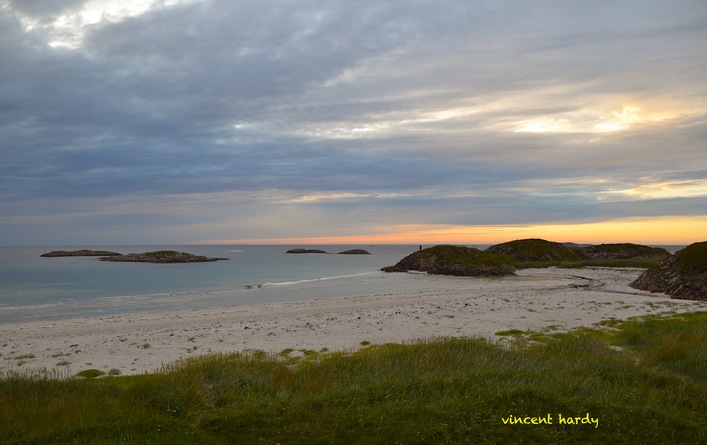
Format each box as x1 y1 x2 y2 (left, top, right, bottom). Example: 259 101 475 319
8 0 196 48
514 105 692 134
603 179 707 200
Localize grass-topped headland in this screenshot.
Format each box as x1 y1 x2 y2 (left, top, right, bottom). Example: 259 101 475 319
631 241 707 301
486 238 585 262
381 245 516 276
382 240 674 276
1 312 705 444
486 239 670 268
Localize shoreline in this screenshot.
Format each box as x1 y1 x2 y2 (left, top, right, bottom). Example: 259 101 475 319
2 268 706 377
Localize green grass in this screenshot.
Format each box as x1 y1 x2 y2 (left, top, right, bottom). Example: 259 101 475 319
1 312 705 444
417 245 516 269
487 238 584 262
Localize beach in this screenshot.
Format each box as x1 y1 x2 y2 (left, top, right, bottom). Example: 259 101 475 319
2 267 706 376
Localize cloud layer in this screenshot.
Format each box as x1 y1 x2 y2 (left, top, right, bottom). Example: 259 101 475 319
2 0 706 244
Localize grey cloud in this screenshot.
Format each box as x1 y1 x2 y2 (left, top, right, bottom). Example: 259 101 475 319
8 0 87 17
1 0 706 244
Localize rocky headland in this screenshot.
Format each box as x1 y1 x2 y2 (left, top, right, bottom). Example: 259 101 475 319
485 239 669 263
578 243 670 260
485 238 584 262
41 249 122 257
99 251 228 263
382 245 516 276
630 242 707 301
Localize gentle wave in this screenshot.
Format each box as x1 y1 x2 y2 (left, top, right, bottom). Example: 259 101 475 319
261 271 379 288
96 291 190 301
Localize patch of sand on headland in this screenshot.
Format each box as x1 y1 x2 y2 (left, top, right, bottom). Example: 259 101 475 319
2 268 706 377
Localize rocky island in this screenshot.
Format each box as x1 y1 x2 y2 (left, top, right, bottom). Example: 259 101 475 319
41 249 123 257
338 249 370 255
286 249 328 254
630 241 707 301
99 250 228 263
382 245 516 276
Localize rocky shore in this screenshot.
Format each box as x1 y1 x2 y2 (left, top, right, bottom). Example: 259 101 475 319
630 242 707 301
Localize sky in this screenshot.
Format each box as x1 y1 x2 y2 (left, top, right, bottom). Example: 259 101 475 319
1 0 706 246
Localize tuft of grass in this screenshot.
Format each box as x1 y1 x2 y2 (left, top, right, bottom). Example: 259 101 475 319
495 329 527 337
0 312 705 444
75 369 105 379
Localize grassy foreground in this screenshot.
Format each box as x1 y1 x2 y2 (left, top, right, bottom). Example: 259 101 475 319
1 312 705 444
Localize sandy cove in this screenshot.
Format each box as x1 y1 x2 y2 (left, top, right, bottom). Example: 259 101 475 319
2 268 706 377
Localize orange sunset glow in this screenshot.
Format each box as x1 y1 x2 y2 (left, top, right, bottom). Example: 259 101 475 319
197 216 706 246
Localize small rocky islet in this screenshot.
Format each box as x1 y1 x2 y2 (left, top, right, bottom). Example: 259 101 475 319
41 249 123 257
338 249 371 255
286 249 328 254
100 251 228 263
42 250 228 263
285 248 371 254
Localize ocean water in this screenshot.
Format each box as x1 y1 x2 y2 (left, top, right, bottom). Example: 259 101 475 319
0 244 685 324
0 245 450 323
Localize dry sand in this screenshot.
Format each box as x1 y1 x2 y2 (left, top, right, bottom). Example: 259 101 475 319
2 267 706 377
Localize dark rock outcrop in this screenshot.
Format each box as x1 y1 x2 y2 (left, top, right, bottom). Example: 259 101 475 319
338 249 370 255
41 249 122 257
381 245 516 276
100 251 228 263
630 242 707 301
486 238 584 262
580 243 670 260
286 249 328 254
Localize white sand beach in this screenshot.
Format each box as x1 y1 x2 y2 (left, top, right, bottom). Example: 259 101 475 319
2 267 706 376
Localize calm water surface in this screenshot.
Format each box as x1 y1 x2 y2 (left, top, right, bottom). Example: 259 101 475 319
0 245 442 323
0 244 684 323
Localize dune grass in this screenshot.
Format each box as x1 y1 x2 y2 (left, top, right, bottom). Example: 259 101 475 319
1 312 705 444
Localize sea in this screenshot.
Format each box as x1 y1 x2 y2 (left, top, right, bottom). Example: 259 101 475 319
0 245 458 324
0 244 685 324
